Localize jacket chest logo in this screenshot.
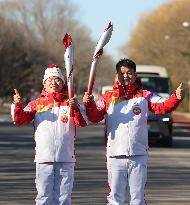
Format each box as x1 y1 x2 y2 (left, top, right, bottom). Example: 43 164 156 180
60 108 69 123
132 104 141 115
61 115 69 123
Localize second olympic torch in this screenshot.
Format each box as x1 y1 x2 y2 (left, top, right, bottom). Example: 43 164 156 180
63 33 74 116
87 22 113 95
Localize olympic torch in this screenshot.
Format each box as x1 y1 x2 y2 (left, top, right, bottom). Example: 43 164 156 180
63 33 74 116
87 22 113 95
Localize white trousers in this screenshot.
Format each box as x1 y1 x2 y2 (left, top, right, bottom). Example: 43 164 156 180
107 155 148 205
35 162 74 205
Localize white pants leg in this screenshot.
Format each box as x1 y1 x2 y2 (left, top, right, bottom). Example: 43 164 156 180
128 156 147 205
54 162 74 205
35 162 74 205
107 157 128 205
35 163 54 205
107 156 148 205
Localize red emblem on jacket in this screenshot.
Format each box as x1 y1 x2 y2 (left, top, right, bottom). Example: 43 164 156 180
61 115 69 123
132 106 141 115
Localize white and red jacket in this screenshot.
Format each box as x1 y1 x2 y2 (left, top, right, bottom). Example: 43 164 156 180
85 81 181 157
11 90 88 163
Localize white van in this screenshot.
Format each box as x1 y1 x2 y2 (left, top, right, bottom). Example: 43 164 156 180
101 86 113 94
136 65 173 147
136 65 168 77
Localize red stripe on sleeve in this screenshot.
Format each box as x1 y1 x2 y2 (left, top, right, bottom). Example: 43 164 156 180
14 103 36 126
148 92 182 114
73 107 87 127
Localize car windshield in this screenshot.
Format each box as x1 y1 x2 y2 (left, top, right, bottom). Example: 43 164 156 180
139 77 169 93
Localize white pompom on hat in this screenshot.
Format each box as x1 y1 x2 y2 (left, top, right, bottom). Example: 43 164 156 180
43 64 65 83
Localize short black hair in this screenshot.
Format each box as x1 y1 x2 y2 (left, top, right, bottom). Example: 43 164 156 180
116 58 136 73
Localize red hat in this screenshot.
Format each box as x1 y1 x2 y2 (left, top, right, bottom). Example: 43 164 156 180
43 64 65 83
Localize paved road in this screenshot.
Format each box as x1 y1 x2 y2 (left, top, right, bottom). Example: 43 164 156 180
0 122 190 205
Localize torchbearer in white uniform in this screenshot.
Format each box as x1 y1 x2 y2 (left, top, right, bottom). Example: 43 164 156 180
11 64 88 205
83 58 184 205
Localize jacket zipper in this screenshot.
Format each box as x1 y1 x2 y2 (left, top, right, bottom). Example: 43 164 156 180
53 97 57 161
125 84 131 155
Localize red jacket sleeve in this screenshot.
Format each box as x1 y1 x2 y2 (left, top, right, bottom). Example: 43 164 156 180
148 92 182 114
73 106 88 127
12 102 36 126
85 99 106 123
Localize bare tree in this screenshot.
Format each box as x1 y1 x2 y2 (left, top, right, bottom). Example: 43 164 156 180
0 0 115 97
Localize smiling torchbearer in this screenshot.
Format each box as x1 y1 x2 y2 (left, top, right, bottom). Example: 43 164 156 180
87 22 113 95
63 33 74 116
